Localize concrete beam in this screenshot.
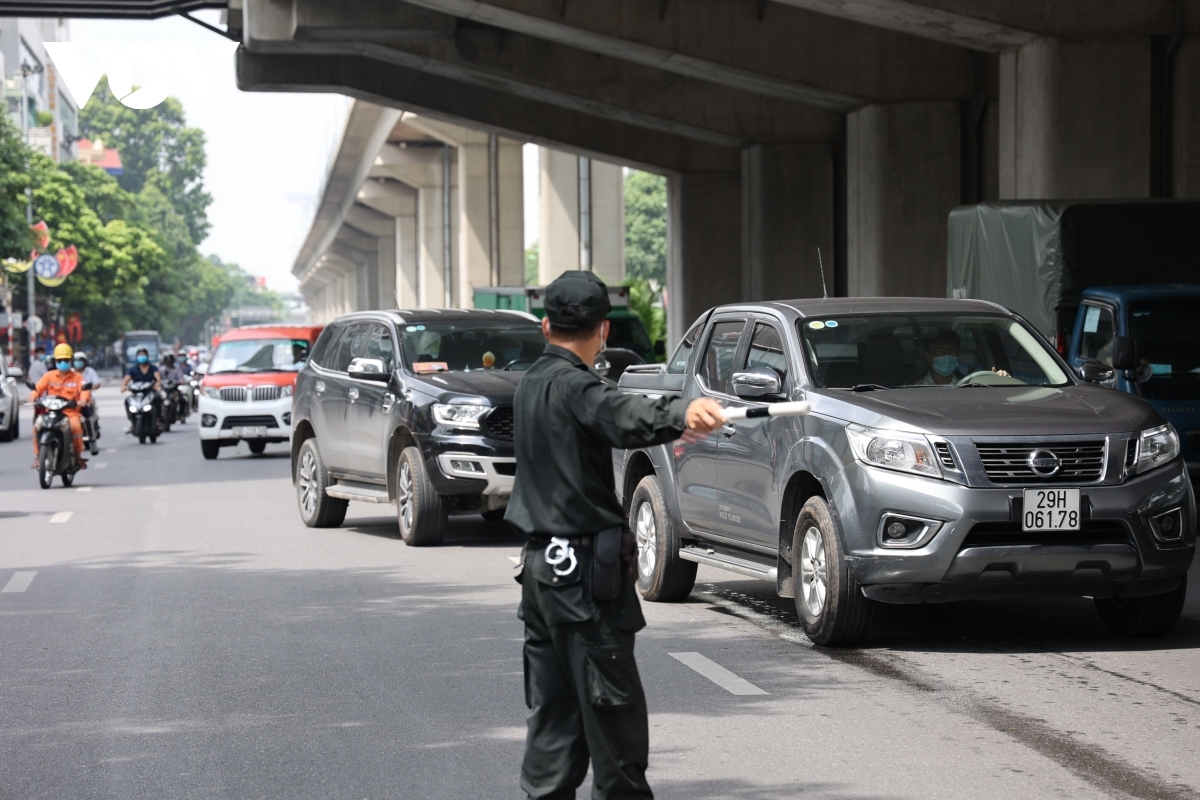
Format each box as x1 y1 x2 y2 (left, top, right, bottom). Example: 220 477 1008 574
356 177 418 218
770 0 1034 53
237 47 741 174
397 0 976 106
344 202 397 238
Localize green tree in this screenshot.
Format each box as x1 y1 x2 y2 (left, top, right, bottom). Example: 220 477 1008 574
0 112 32 259
624 170 667 285
525 242 539 285
80 84 212 243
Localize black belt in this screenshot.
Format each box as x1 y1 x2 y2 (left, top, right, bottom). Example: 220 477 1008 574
527 535 592 548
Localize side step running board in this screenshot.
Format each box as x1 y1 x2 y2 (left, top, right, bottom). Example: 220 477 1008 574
326 482 393 504
679 546 777 583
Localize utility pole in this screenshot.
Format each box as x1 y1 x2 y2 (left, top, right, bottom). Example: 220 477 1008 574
18 60 43 369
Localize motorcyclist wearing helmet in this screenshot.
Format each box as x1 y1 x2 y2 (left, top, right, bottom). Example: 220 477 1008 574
120 347 163 429
28 343 91 470
161 353 187 384
73 354 102 429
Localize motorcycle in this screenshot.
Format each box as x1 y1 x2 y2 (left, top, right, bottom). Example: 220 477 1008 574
28 381 92 489
126 380 160 444
82 398 101 456
160 380 180 431
187 375 201 412
167 379 191 425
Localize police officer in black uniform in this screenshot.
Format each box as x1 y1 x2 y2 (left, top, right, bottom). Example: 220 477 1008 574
506 270 725 800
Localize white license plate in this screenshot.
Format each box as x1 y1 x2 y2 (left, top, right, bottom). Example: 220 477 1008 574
1022 488 1081 531
232 426 269 438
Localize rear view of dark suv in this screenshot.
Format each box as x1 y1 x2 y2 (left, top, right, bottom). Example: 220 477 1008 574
290 309 544 544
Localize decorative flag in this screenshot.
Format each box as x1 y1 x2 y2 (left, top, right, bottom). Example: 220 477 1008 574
30 221 50 251
3 258 32 273
55 246 78 278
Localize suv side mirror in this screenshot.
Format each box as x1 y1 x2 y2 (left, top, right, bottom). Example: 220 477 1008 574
348 357 390 381
7 366 23 379
1076 361 1114 384
1111 335 1137 371
731 367 782 399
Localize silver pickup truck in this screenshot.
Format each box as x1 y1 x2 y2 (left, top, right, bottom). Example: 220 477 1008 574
615 298 1195 645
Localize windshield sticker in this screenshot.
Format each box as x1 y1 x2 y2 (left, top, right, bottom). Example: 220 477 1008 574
1083 306 1101 333
413 362 449 374
808 321 825 330
1151 363 1172 376
825 320 839 328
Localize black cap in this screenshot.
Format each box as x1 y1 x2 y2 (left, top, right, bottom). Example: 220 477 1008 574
543 270 611 328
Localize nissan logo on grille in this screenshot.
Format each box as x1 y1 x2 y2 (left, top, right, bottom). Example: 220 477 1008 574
1027 449 1062 477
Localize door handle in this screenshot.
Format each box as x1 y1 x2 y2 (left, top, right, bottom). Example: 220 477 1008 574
315 381 325 394
348 387 359 402
382 392 396 412
721 424 737 437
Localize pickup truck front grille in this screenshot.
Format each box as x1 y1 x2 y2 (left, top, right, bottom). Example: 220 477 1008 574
974 441 1105 484
220 387 246 402
221 415 280 430
252 386 281 402
961 519 1129 548
483 406 514 441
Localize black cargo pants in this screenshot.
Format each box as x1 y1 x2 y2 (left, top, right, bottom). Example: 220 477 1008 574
518 538 652 800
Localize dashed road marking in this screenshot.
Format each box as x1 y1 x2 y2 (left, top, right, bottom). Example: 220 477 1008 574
76 486 92 493
507 556 521 564
49 512 72 524
106 448 117 453
669 652 768 696
2 572 37 593
93 462 107 469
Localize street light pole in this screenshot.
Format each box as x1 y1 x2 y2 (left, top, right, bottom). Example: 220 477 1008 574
18 61 43 369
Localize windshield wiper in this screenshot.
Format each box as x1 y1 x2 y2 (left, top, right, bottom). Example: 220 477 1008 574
848 383 890 392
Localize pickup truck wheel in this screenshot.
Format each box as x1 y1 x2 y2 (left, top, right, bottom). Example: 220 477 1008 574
1094 576 1186 637
396 446 447 546
201 440 220 460
793 497 873 646
296 438 348 528
631 475 696 602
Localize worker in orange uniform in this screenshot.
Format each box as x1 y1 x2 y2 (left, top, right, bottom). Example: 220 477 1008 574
28 343 91 471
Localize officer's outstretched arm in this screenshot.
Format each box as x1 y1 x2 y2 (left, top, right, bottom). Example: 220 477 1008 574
569 376 694 449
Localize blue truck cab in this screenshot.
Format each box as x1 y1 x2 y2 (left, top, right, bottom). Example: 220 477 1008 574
1069 284 1200 482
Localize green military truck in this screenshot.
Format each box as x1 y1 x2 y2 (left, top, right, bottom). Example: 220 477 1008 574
473 285 663 364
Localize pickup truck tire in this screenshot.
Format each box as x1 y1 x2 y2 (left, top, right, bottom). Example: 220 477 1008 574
201 440 220 460
1094 576 1186 637
296 438 348 528
631 475 697 602
793 497 873 646
396 446 447 546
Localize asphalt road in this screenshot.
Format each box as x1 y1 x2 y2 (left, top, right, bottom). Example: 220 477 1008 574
2 386 1199 799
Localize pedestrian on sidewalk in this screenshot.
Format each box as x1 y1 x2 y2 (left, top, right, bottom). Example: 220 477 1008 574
506 270 725 800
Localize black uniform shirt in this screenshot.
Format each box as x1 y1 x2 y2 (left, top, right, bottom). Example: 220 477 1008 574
505 344 688 535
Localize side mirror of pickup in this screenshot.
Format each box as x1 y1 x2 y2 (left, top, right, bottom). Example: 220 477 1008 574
1111 335 1137 371
348 357 390 382
1076 361 1114 384
731 367 783 399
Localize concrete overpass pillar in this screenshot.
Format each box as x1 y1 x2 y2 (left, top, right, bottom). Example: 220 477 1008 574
847 102 961 298
538 148 625 286
742 144 835 302
666 172 742 346
999 39 1152 199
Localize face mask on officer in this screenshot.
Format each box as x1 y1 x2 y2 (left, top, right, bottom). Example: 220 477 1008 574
137 354 149 364
56 360 71 372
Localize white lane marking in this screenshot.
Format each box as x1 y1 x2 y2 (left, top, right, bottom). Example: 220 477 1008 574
93 462 107 469
76 487 92 493
106 448 117 453
49 512 73 524
2 571 37 593
507 556 521 564
668 652 768 696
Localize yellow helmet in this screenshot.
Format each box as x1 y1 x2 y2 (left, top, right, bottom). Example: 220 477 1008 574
53 343 74 361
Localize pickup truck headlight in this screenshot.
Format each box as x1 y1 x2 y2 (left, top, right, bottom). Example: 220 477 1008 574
202 386 222 399
280 385 293 398
432 403 490 429
846 424 942 478
1134 424 1179 475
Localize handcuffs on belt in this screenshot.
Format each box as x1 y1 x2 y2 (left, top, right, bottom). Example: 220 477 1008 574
545 537 578 577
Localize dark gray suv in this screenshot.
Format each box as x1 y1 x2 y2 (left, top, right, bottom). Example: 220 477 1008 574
290 309 544 544
617 298 1195 645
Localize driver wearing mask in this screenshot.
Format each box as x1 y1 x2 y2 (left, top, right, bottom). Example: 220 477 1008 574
28 343 90 470
914 329 963 385
121 348 163 429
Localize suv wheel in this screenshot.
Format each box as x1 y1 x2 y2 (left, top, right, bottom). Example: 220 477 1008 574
296 438 348 528
793 497 873 646
201 440 220 460
631 475 696 602
396 446 447 546
1095 576 1186 637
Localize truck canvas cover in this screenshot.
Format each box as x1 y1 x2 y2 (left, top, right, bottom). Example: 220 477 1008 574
947 200 1200 335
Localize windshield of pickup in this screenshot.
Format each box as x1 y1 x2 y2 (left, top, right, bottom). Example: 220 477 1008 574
1128 298 1200 400
401 320 545 372
209 338 311 374
800 314 1070 389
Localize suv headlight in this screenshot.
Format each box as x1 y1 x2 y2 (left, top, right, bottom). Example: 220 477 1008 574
202 386 221 399
1133 424 1179 475
432 403 490 429
280 385 293 398
846 424 942 478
